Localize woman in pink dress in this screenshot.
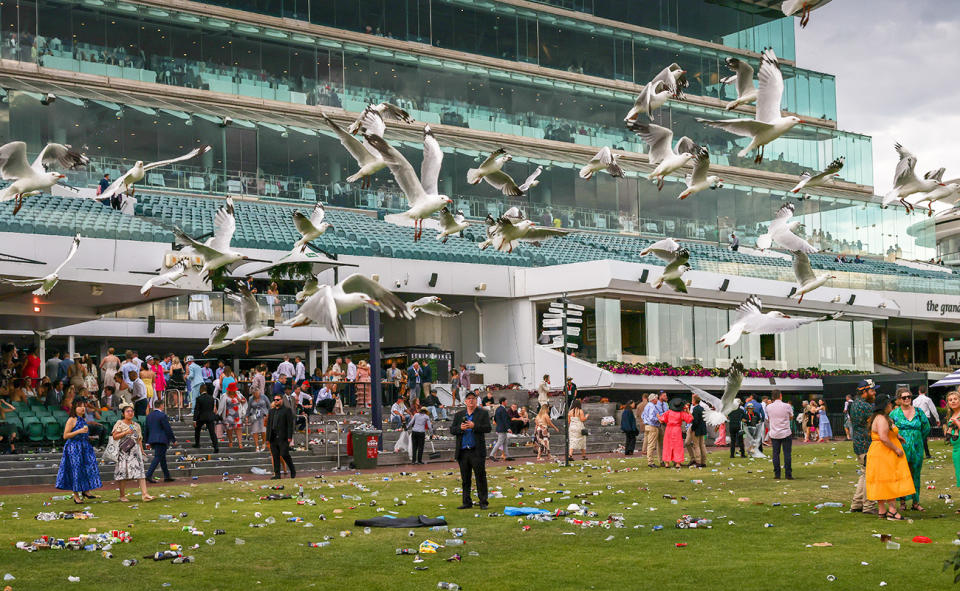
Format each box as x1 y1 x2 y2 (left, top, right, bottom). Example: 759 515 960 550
659 398 693 468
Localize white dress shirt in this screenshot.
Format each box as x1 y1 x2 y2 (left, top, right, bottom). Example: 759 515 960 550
346 362 358 381
276 360 295 378
294 361 306 382
913 394 939 424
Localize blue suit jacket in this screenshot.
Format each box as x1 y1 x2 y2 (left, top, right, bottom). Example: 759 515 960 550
621 408 638 433
146 410 175 445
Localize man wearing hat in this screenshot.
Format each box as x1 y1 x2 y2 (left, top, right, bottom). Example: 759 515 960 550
450 391 492 509
850 379 878 514
641 393 662 467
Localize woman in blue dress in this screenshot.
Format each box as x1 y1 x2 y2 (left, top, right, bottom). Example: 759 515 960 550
818 400 833 441
56 399 102 503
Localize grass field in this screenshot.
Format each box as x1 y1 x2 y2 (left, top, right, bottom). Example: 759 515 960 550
1 443 959 591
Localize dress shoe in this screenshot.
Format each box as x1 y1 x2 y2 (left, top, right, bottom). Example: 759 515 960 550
785 476 794 480
270 476 281 480
146 477 160 484
457 504 473 510
478 503 489 509
163 477 176 482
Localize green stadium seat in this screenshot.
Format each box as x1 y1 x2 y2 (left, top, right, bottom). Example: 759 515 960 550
22 416 43 442
42 416 62 441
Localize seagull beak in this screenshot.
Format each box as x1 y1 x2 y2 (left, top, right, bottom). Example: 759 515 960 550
782 314 791 319
57 174 66 179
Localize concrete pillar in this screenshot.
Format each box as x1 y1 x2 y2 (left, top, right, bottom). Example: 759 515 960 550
67 335 75 358
594 297 622 363
308 346 317 375
233 358 240 374
38 335 47 378
321 341 329 373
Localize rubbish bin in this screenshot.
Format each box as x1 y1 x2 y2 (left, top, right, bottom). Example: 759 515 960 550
349 429 382 469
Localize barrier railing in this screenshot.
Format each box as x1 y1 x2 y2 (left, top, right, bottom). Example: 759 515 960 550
323 419 343 470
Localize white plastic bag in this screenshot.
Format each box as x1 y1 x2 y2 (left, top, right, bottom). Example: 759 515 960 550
394 430 412 459
103 435 119 463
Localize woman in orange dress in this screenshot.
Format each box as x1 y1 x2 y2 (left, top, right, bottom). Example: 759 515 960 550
866 393 916 520
659 398 693 468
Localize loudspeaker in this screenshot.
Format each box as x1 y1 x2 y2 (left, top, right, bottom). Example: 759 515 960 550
147 315 156 334
847 294 856 306
639 269 649 283
719 278 730 292
788 287 797 297
428 272 438 287
267 319 276 328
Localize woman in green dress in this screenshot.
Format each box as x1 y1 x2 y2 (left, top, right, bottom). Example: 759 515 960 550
890 387 930 512
946 391 960 488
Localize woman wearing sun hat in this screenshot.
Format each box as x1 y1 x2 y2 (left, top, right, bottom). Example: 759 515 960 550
659 398 693 469
866 393 915 520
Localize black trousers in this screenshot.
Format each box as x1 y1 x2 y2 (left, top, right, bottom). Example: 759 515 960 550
194 420 218 451
411 431 426 463
134 399 148 417
457 451 488 506
146 443 170 479
729 429 745 457
923 434 931 457
771 437 792 478
344 382 356 406
270 437 295 478
316 399 335 414
624 430 638 455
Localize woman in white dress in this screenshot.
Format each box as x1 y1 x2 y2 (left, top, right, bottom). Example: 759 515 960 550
99 348 120 393
567 399 589 461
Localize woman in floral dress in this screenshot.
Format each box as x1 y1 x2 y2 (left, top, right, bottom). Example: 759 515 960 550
112 403 153 502
534 405 559 461
219 382 245 448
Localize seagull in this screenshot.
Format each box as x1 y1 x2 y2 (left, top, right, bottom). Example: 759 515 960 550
466 148 520 195
641 238 692 292
292 200 333 252
790 250 835 303
579 146 624 180
140 259 188 296
829 295 843 304
406 296 462 318
882 144 944 212
678 146 723 200
697 49 800 164
0 233 79 295
628 122 698 190
225 281 276 354
367 132 452 241
0 141 87 214
782 0 833 28
720 57 758 111
347 103 414 134
285 273 413 342
173 197 269 280
913 182 960 217
99 145 212 201
717 294 843 347
518 166 544 193
791 156 845 194
296 275 319 305
675 358 745 426
480 217 569 253
436 207 468 243
650 63 688 99
756 203 817 253
202 323 232 356
624 80 672 122
321 112 384 189
640 237 682 259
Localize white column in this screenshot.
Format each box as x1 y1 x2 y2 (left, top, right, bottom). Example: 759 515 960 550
308 346 318 375
594 297 622 363
233 358 240 374
321 341 329 373
38 335 47 378
67 335 76 358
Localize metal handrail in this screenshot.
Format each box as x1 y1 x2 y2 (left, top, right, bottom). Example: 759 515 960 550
162 388 184 422
323 419 343 470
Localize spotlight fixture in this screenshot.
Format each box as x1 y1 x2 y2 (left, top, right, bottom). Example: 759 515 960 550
40 92 56 105
475 283 487 292
220 116 233 127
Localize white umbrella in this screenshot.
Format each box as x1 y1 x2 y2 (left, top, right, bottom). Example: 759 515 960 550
931 369 960 388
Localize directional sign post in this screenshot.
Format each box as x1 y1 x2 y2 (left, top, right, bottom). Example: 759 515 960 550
539 292 582 467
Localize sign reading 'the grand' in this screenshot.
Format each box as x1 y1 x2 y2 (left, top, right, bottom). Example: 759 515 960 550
927 300 960 316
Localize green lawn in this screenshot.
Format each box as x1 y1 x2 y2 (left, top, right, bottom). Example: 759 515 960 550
2 443 959 590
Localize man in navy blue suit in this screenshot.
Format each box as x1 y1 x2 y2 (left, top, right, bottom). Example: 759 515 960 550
146 399 176 483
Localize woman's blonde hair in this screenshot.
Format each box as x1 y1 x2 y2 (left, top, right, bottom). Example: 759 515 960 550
537 405 550 420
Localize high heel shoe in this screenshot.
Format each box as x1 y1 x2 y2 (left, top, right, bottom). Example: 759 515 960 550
82 492 99 499
73 497 83 504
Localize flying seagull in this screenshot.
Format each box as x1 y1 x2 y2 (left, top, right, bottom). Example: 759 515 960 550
579 146 624 180
436 207 468 243
628 122 698 190
347 103 414 134
99 145 211 201
641 238 691 293
650 63 688 100
292 200 333 253
173 197 270 280
624 80 672 122
790 250 835 303
0 233 80 295
913 182 960 217
296 275 319 305
480 217 569 253
720 57 758 111
518 166 544 192
285 273 413 342
0 141 87 214
467 148 522 196
678 146 723 200
202 323 232 356
756 203 817 253
782 0 833 28
406 296 462 318
225 281 276 354
321 112 384 189
675 358 745 426
140 259 188 296
882 143 944 212
697 49 800 164
717 294 843 347
791 156 845 194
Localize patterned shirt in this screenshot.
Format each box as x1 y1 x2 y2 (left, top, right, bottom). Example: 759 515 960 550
850 397 874 455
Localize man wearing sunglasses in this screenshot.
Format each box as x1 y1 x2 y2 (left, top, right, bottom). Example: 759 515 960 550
266 394 296 480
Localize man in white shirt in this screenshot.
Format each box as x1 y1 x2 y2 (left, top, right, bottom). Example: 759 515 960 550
315 384 335 414
385 361 402 402
390 399 411 428
765 390 794 480
537 375 551 411
913 385 939 459
293 356 306 384
128 370 148 417
345 356 358 407
120 350 140 387
276 355 295 381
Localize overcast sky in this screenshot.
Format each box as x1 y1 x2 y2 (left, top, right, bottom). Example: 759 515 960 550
795 0 958 194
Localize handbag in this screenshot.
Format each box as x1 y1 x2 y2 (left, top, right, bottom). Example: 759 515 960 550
103 436 119 463
118 435 136 454
580 428 589 436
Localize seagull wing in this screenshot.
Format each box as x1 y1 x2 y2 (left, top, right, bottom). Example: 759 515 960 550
363 133 427 205
640 237 681 261
33 143 89 173
483 169 523 196
308 200 326 227
756 49 784 123
142 145 212 172
208 197 237 252
696 117 772 138
823 156 845 176
377 102 414 124
0 141 33 180
925 167 946 182
674 136 699 156
173 227 221 260
321 113 379 166
438 208 461 233
719 361 745 417
674 378 723 413
727 57 755 98
651 64 678 96
629 123 674 163
296 285 344 338
755 313 826 334
236 283 261 332
519 166 543 192
421 301 462 317
340 273 411 319
689 146 710 185
663 276 689 293
733 295 764 324
791 250 817 284
477 148 506 171
207 323 230 348
769 203 795 231
892 143 919 187
0 276 44 287
97 170 136 201
772 227 817 253
518 226 570 242
420 125 443 196
50 234 81 276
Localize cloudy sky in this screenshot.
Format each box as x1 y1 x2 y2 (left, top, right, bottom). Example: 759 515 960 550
796 0 958 194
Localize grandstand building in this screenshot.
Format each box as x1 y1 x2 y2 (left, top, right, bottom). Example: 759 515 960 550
0 0 956 391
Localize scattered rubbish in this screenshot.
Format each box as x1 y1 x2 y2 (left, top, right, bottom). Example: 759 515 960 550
911 536 932 544
397 548 416 555
885 541 900 550
35 511 94 521
814 503 843 510
67 576 80 583
437 583 461 590
812 542 833 547
675 543 687 548
446 553 461 562
2 575 12 582
308 542 330 548
250 467 270 475
445 539 464 546
827 575 836 582
122 560 138 567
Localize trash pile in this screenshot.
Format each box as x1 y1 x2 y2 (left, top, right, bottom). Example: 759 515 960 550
35 510 95 521
675 515 712 529
16 530 131 552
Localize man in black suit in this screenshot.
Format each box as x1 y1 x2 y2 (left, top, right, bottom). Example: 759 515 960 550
266 393 296 480
450 391 491 509
145 399 176 483
192 383 219 453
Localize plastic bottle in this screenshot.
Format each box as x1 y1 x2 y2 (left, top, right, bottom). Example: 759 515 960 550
445 539 464 546
363 527 371 535
437 583 461 590
264 517 276 524
234 538 245 545
886 541 900 550
430 525 449 532
451 528 466 537
172 556 195 564
299 484 304 498
205 538 215 546
102 551 113 559
308 542 331 548
815 502 844 509
121 559 138 567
